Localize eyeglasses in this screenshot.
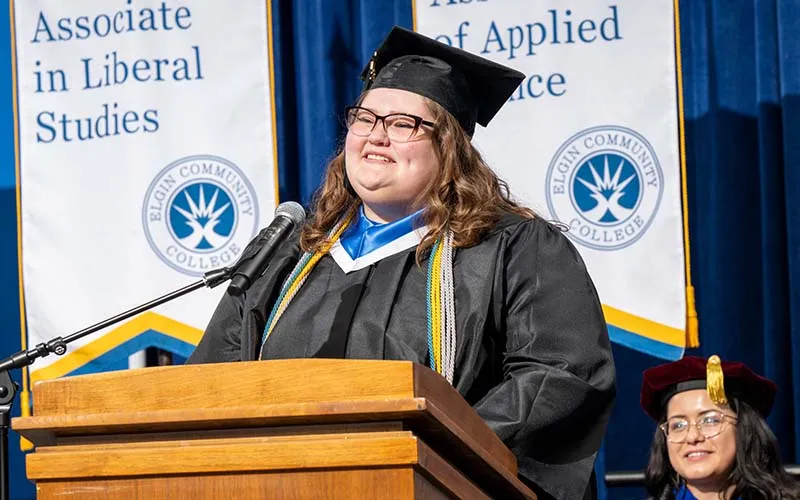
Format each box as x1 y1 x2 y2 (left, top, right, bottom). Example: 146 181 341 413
344 106 435 143
660 410 737 443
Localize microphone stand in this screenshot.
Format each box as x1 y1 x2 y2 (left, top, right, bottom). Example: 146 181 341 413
0 267 232 500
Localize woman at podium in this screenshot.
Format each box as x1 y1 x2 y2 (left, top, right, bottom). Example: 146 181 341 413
189 26 616 500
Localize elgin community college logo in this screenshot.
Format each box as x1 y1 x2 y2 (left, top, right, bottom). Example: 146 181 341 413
545 126 664 251
142 155 259 276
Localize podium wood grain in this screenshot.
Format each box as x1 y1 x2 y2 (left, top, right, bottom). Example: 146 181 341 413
15 359 535 499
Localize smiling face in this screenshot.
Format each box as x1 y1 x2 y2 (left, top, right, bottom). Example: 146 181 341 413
344 88 440 223
665 389 737 494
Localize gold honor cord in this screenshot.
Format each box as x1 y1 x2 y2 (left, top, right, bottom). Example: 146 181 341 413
673 0 699 348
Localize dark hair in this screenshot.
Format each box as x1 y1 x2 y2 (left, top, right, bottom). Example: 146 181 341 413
644 397 800 499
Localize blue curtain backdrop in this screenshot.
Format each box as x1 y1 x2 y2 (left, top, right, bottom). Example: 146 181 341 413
679 0 800 465
272 0 412 205
2 1 799 498
1 0 31 497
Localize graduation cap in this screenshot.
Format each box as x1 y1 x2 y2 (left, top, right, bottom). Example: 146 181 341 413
640 355 777 421
360 26 525 136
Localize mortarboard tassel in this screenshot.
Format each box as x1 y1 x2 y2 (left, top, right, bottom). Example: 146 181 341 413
706 355 728 406
367 52 378 85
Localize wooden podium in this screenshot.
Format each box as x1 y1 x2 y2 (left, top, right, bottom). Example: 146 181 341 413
13 359 536 499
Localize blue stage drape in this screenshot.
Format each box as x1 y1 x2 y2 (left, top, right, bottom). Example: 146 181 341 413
679 0 799 461
3 1 798 498
271 0 412 205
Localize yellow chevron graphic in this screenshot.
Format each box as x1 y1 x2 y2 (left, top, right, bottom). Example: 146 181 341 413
29 312 203 384
602 304 685 348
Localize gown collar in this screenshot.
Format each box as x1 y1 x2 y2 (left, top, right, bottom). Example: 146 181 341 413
329 206 427 273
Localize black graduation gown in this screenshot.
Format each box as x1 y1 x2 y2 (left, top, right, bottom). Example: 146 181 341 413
188 214 616 500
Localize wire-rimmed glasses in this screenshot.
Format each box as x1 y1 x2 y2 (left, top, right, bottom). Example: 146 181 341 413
344 106 435 143
660 410 737 443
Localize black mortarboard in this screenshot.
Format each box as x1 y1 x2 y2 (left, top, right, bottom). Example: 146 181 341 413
359 26 525 136
640 355 777 421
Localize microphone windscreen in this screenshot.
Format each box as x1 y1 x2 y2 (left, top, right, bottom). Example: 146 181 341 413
275 201 306 225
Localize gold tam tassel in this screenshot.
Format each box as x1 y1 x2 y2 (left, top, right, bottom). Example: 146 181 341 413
706 355 728 405
367 51 378 84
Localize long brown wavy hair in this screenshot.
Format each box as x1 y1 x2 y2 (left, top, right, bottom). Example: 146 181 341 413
300 95 534 261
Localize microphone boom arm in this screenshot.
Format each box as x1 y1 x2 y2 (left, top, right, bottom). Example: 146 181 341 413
0 200 305 500
0 266 230 500
0 267 230 373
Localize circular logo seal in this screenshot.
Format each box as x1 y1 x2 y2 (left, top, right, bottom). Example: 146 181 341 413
545 126 664 251
142 155 259 276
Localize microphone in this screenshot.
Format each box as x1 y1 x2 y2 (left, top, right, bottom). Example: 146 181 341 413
227 201 306 297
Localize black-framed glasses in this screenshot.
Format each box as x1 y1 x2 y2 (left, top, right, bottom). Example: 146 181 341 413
344 106 435 143
660 410 737 443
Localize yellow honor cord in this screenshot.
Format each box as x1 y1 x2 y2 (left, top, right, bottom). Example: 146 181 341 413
261 207 457 386
430 243 443 373
265 207 357 341
706 355 728 406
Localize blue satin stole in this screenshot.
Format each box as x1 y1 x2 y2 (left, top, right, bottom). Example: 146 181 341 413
329 206 425 273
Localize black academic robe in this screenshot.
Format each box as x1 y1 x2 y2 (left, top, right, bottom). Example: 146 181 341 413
188 213 616 500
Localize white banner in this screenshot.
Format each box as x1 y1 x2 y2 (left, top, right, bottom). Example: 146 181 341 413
14 0 278 383
415 0 689 359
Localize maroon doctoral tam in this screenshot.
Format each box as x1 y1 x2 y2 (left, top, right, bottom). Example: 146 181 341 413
640 355 777 421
